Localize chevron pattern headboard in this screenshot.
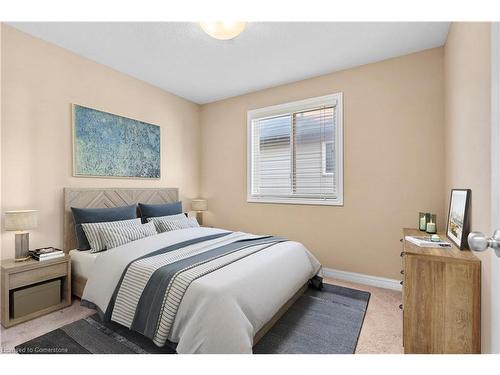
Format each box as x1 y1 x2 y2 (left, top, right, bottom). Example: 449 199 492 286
63 187 179 252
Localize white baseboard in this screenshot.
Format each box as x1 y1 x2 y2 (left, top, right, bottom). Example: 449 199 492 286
322 267 402 291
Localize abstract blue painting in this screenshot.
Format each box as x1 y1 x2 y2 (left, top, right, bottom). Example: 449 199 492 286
73 105 160 179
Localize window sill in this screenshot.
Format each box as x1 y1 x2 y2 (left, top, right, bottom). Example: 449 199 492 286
247 196 343 206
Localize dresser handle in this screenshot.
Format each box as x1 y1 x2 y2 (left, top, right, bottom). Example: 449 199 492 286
400 281 403 285
400 238 403 242
400 270 404 275
400 251 405 257
399 304 403 310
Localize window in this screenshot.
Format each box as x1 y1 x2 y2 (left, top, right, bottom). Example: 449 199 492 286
247 93 343 205
322 141 334 176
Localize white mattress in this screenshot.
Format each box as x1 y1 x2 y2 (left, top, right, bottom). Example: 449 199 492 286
69 249 98 279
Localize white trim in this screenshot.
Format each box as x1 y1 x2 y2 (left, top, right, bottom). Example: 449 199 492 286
247 196 341 206
321 140 334 176
490 22 500 354
322 267 402 291
246 92 344 206
247 94 339 120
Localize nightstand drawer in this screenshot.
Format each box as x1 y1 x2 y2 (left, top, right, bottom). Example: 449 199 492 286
9 262 67 289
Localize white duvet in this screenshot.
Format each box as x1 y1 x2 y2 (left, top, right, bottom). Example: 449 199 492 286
82 227 321 354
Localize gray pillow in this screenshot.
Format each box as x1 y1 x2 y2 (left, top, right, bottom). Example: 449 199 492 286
82 218 141 253
71 205 138 250
138 202 182 222
99 222 158 250
147 213 185 231
148 214 199 233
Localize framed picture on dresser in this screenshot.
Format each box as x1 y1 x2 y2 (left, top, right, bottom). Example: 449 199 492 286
446 189 471 250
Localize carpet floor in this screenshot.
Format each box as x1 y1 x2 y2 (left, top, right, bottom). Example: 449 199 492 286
15 284 370 354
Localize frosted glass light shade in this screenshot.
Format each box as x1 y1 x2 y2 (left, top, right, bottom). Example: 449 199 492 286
191 199 208 212
200 22 246 40
4 210 38 231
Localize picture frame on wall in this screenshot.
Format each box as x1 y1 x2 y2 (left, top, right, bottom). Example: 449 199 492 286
72 104 161 179
446 189 471 250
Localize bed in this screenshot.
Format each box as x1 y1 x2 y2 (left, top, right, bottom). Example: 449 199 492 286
64 187 322 354
64 188 180 298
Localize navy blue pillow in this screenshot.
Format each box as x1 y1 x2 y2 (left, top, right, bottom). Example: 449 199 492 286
71 205 138 250
138 201 182 221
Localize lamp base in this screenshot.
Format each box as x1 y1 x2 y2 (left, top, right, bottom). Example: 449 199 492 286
15 232 30 261
196 211 203 226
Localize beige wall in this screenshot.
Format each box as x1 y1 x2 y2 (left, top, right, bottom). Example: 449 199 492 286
0 25 201 259
444 22 492 353
200 48 446 280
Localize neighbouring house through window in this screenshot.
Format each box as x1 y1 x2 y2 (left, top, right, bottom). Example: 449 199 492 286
247 93 343 206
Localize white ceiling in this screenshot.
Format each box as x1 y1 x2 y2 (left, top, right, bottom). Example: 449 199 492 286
9 22 450 104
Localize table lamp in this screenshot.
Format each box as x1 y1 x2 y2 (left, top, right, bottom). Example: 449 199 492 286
5 210 38 262
191 199 208 226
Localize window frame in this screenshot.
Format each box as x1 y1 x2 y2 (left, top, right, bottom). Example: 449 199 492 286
321 140 334 177
247 92 343 206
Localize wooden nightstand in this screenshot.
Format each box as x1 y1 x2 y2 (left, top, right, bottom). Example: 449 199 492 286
1 255 71 328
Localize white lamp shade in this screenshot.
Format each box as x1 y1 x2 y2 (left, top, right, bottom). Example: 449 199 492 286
4 210 38 231
191 199 208 212
199 22 246 40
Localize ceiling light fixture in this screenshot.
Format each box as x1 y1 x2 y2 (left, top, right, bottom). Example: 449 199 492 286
199 22 246 40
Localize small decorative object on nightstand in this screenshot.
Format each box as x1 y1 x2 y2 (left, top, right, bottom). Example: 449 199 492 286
4 210 38 262
418 212 430 231
425 214 437 234
1 255 71 328
191 198 208 226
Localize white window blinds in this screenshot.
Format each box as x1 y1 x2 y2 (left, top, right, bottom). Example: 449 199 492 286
248 93 343 206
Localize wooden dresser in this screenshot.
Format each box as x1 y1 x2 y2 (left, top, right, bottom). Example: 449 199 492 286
401 228 481 353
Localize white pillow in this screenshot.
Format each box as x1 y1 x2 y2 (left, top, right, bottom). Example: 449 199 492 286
82 218 141 253
147 214 199 233
99 222 158 250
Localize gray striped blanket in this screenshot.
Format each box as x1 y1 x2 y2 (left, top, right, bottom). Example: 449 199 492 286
104 231 286 347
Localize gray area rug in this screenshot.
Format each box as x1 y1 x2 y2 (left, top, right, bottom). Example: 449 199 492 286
15 284 370 354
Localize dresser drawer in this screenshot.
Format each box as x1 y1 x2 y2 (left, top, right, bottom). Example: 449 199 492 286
9 262 67 290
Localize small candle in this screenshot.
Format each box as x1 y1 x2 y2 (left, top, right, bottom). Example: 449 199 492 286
426 221 436 234
420 216 427 231
431 234 441 242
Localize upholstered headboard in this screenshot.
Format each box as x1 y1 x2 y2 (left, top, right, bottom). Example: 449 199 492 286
63 187 179 252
